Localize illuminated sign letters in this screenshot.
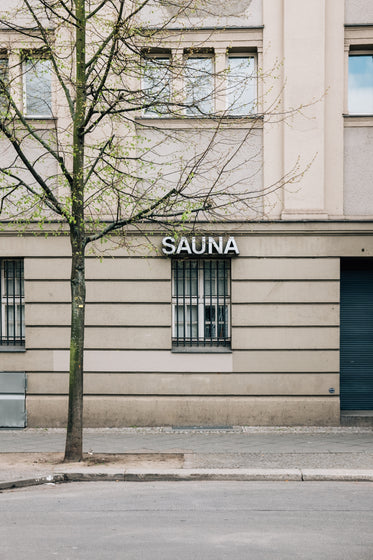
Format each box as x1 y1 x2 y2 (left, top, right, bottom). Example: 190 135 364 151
162 236 239 256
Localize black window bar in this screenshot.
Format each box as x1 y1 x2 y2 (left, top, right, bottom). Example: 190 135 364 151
0 259 25 346
172 259 230 348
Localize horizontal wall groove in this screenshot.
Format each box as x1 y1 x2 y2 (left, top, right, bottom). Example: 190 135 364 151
232 348 339 352
232 324 339 328
25 301 171 305
26 347 171 352
25 279 170 283
26 393 341 398
232 302 340 306
231 279 339 282
232 325 338 328
24 347 340 352
25 371 339 375
24 256 166 260
25 325 171 329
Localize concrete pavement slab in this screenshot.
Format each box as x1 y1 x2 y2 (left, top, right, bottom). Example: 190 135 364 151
0 426 373 490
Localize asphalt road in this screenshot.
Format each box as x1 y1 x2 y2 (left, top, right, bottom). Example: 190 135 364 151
1 481 373 559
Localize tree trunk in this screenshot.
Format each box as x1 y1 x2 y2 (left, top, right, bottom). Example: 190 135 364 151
64 238 86 461
64 0 86 462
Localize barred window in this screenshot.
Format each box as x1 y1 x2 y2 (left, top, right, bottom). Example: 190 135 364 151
0 259 25 346
172 259 230 347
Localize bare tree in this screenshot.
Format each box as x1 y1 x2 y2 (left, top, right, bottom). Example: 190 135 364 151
0 0 301 461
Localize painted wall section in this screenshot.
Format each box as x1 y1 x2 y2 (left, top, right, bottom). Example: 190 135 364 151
344 127 373 215
282 0 326 218
138 0 263 29
345 0 373 24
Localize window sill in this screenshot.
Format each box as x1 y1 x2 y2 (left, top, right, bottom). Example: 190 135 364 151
343 114 373 127
136 115 263 129
172 346 232 353
0 346 26 353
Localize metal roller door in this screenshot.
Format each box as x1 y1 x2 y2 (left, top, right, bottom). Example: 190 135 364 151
340 259 373 410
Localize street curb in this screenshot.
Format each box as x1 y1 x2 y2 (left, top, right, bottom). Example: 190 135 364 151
0 474 65 490
2 469 373 489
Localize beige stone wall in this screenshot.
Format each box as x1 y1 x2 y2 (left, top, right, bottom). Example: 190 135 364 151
2 221 373 427
2 1 373 427
0 226 352 426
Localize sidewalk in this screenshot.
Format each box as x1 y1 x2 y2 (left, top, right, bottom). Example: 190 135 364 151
1 426 373 488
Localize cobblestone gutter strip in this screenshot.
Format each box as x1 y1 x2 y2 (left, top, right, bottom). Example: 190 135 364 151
2 469 373 489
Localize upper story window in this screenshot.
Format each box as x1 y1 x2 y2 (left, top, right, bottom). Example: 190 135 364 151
227 55 256 115
184 56 214 116
348 54 373 115
0 259 25 347
23 56 52 118
172 259 231 348
143 55 171 116
141 48 257 118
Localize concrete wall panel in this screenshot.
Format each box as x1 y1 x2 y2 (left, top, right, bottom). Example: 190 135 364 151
26 303 71 326
26 280 171 303
26 303 171 326
232 327 339 350
21 343 338 375
86 281 171 303
232 303 339 326
25 257 169 281
26 281 71 303
26 326 171 350
233 350 339 373
234 236 373 257
51 350 233 373
232 281 339 303
344 128 373 216
232 258 340 280
27 372 339 397
0 236 70 257
26 395 340 427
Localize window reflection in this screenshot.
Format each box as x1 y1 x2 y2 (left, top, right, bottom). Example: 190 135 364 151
348 55 373 115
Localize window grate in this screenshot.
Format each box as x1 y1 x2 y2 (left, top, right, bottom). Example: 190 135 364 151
0 259 25 346
172 259 230 347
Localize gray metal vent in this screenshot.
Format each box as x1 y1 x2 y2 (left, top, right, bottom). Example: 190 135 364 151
0 371 26 427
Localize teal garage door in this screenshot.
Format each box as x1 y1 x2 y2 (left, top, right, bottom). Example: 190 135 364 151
340 259 373 410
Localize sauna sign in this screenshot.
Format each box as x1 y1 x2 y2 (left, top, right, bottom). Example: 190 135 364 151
162 236 239 256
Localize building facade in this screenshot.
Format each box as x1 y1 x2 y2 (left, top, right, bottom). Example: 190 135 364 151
0 0 373 427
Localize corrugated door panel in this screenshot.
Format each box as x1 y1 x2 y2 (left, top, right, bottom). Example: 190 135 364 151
0 371 26 427
340 260 373 410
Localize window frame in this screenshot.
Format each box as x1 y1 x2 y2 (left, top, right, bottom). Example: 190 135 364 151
348 51 373 116
23 54 53 119
142 53 172 117
139 34 262 121
183 53 215 116
344 27 373 120
226 53 257 116
171 258 231 350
